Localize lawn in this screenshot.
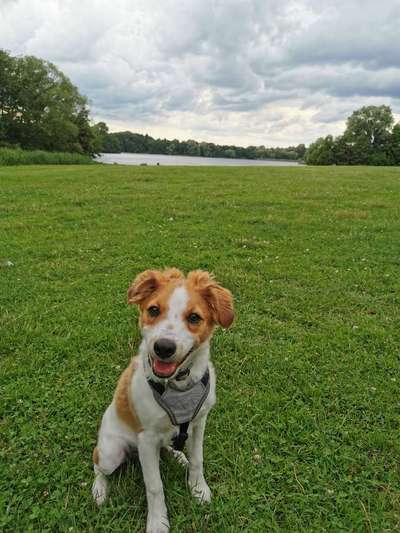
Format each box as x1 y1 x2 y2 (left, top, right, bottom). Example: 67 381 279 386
1 164 399 532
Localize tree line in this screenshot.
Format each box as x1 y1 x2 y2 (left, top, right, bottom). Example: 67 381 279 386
305 106 400 165
102 130 306 161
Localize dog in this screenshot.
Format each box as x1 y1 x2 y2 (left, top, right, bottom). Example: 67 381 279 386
92 268 234 533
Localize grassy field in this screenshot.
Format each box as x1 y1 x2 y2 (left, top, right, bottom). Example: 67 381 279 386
1 164 399 532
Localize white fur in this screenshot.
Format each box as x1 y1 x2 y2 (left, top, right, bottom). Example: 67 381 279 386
92 285 216 533
142 285 195 363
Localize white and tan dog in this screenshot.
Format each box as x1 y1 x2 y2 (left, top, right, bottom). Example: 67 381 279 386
92 268 234 533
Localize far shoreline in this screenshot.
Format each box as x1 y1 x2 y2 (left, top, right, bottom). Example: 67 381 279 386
97 152 302 167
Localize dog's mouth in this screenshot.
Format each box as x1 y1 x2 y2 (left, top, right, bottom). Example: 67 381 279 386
152 358 178 378
149 347 194 379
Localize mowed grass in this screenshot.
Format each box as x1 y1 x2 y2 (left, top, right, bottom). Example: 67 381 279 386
1 164 399 532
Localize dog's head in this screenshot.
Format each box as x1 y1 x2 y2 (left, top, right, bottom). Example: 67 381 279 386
128 268 234 379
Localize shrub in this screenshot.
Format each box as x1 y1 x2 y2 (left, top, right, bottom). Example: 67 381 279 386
0 147 94 165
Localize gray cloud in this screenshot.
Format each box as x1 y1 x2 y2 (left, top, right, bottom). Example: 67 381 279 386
0 0 399 146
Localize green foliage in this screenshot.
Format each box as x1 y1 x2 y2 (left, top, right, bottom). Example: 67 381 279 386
346 105 393 150
0 49 99 155
390 123 400 164
306 106 400 165
90 121 109 154
1 165 400 531
0 147 94 165
102 130 305 161
304 135 335 165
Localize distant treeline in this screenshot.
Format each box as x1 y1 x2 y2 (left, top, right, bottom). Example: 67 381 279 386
305 105 400 165
103 131 306 161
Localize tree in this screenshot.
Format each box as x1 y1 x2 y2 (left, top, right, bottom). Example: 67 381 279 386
295 144 306 159
0 49 96 154
332 135 353 165
304 135 335 165
345 105 393 147
306 105 399 166
90 121 109 154
0 50 17 145
390 123 400 165
224 148 236 158
103 133 122 153
344 105 394 164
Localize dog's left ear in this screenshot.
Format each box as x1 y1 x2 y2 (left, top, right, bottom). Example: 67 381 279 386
188 270 235 328
209 283 235 328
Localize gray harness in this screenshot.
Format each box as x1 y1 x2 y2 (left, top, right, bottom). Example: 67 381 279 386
147 369 210 451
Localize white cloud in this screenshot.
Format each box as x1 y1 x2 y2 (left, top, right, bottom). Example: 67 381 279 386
1 0 399 146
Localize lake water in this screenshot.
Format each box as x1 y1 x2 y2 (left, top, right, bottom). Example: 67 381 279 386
98 152 301 167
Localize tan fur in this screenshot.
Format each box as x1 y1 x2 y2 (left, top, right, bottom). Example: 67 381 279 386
183 281 216 343
186 270 234 328
127 268 184 305
114 357 143 433
93 446 99 465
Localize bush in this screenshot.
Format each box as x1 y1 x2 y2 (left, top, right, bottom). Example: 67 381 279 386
0 147 94 165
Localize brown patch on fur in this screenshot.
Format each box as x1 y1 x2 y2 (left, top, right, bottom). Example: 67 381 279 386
93 446 99 465
114 357 143 433
186 270 235 329
127 268 184 305
183 280 216 343
128 268 185 327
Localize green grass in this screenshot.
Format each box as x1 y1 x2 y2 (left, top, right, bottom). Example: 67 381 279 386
1 164 399 532
0 147 94 165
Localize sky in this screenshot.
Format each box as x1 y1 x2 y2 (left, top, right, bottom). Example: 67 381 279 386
1 0 399 147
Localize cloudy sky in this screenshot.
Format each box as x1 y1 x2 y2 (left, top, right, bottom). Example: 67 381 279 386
1 0 399 147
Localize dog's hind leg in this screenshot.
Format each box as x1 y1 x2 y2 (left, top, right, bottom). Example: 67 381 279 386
92 460 109 506
92 404 135 505
92 436 127 505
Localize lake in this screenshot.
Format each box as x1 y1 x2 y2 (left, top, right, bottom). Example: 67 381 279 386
97 152 301 166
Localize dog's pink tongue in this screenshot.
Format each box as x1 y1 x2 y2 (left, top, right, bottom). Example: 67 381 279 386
153 359 178 377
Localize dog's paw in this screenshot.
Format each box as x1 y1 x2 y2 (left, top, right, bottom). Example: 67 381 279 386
189 478 212 503
146 514 170 533
166 446 189 467
92 475 108 506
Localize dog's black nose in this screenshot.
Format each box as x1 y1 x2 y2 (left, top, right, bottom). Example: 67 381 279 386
154 338 176 359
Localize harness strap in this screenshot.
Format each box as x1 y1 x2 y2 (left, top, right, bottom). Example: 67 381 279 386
200 371 210 387
172 421 190 451
147 368 210 451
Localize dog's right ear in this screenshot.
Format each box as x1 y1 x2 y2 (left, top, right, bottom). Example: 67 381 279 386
127 268 184 305
127 270 160 305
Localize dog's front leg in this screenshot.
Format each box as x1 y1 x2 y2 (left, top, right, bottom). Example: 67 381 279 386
138 431 169 533
187 416 211 503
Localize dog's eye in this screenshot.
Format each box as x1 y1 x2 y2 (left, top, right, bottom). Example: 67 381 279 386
148 306 160 317
187 312 202 324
